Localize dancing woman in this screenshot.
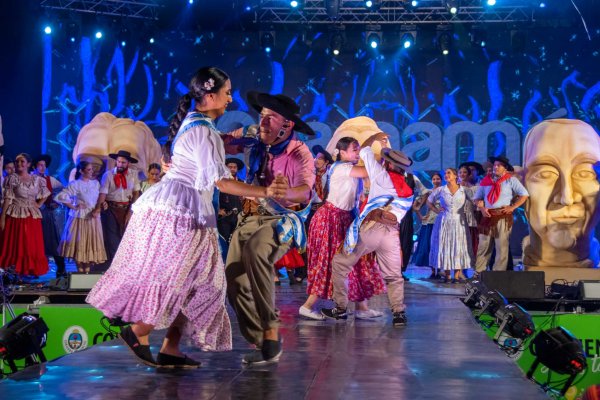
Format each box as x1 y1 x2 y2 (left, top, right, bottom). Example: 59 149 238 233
87 67 286 368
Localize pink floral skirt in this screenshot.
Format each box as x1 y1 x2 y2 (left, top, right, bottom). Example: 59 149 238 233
86 208 231 351
306 202 385 302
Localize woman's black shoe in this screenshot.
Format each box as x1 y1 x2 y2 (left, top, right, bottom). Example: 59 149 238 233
157 352 201 369
120 326 157 367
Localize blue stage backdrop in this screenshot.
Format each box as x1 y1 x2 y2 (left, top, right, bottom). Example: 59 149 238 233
40 25 600 184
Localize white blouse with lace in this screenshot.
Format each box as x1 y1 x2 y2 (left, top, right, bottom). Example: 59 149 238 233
132 117 231 228
55 179 101 219
2 174 51 219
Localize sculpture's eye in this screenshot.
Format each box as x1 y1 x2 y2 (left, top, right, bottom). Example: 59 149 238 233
572 169 596 180
531 168 558 181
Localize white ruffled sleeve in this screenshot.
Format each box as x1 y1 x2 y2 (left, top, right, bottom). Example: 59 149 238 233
193 127 232 191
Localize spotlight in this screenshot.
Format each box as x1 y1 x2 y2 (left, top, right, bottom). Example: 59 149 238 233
365 0 381 10
189 0 194 3
0 313 49 374
403 0 418 10
44 26 52 35
366 32 381 49
486 0 496 5
290 0 299 7
438 32 451 55
444 0 459 14
245 5 251 11
260 31 275 54
539 2 546 7
95 31 103 39
528 327 587 396
477 289 507 317
330 32 344 55
149 37 155 44
325 0 340 20
70 37 76 43
412 0 418 6
494 303 535 341
66 21 80 43
401 32 415 49
121 41 126 47
463 279 488 307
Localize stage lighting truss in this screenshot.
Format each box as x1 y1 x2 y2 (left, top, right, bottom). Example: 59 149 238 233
40 0 160 20
254 0 533 25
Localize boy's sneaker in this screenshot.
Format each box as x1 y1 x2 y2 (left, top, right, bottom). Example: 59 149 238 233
321 307 348 320
392 311 408 327
242 338 283 366
355 309 383 319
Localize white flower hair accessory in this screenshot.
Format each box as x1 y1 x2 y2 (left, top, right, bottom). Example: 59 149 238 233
332 148 340 158
202 78 215 91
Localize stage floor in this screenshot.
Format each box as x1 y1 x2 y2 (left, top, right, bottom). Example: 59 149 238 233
0 268 547 399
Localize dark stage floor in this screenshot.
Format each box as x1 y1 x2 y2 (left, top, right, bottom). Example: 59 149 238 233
0 267 547 399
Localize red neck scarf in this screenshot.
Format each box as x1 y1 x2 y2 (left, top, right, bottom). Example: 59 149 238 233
114 168 128 189
315 169 326 200
388 171 413 198
479 173 511 205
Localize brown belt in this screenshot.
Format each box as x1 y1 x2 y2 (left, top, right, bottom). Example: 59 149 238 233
364 208 398 227
108 201 130 209
241 198 300 217
478 208 513 235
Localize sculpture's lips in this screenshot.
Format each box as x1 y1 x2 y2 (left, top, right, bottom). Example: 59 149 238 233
551 216 582 225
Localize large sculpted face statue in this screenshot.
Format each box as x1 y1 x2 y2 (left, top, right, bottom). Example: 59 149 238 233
523 119 600 268
326 116 390 163
72 112 162 180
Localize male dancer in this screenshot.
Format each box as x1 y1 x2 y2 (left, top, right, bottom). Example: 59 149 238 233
223 92 315 365
322 134 413 326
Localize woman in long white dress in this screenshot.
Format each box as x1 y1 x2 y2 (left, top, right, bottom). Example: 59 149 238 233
427 168 473 283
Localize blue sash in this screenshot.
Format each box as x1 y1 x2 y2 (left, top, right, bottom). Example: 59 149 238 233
258 197 314 254
172 112 216 148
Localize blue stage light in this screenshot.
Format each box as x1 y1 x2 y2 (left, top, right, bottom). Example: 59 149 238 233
44 26 52 35
290 0 298 7
70 37 76 43
95 31 103 39
366 31 381 49
401 33 414 49
265 46 272 53
121 41 126 47
149 37 155 44
487 0 496 6
365 0 373 7
412 0 418 6
539 2 546 7
189 0 194 3
245 5 251 11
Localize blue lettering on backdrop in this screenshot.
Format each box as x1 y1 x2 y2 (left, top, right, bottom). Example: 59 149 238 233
40 32 600 183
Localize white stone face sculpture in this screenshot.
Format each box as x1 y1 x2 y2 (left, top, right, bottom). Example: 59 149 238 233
523 119 600 270
326 116 390 162
71 112 162 181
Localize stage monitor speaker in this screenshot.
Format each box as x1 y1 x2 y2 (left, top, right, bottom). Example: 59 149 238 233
480 271 545 300
67 273 103 292
578 280 600 300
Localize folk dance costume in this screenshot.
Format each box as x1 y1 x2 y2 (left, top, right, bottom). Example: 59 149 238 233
0 174 51 276
427 186 473 275
322 148 413 326
98 158 140 265
462 185 480 256
411 190 439 267
87 113 233 351
474 157 529 272
55 179 107 264
306 162 385 304
224 92 315 364
32 165 67 276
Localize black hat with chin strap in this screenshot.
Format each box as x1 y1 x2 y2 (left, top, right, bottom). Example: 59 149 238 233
247 91 315 136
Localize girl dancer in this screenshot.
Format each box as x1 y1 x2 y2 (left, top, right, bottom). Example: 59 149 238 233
301 136 383 320
56 161 107 273
87 67 287 368
427 168 473 283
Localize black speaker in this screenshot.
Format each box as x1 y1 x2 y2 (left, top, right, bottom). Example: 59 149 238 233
480 271 545 300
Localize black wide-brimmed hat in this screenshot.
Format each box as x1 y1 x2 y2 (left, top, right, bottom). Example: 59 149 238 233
247 91 315 136
311 145 334 164
109 150 138 164
382 148 413 170
459 161 485 176
225 157 245 170
489 156 514 172
33 154 52 168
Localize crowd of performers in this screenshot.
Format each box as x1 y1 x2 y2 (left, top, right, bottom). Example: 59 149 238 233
0 66 529 369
